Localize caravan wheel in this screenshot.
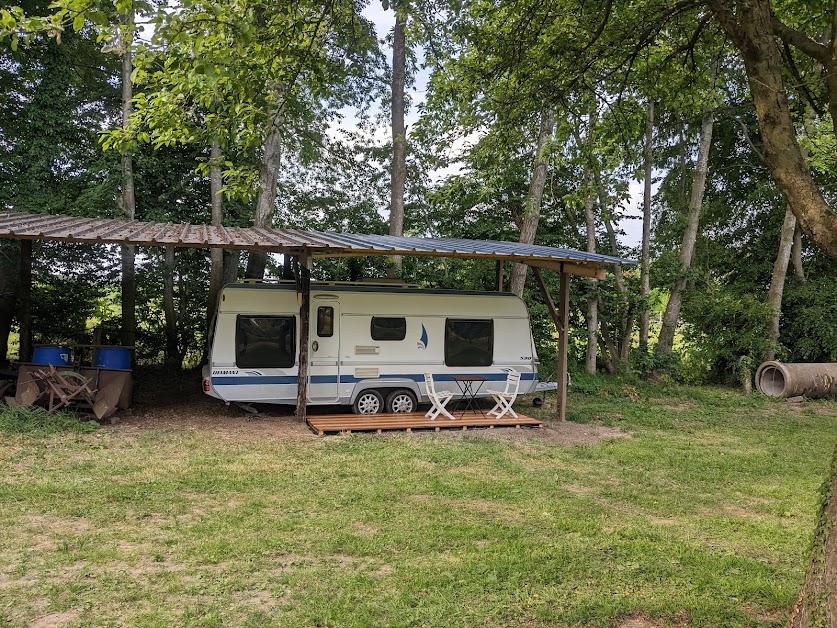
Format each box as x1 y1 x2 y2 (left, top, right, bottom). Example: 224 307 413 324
353 390 384 415
386 389 417 413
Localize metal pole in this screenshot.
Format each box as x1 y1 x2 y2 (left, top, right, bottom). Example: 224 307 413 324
295 252 312 422
495 260 504 292
556 269 570 422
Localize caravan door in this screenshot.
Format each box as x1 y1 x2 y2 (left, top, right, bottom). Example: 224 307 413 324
307 299 340 402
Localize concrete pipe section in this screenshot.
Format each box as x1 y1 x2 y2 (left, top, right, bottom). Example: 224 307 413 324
755 361 837 399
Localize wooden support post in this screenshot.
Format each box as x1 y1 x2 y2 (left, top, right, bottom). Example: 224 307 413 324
19 239 32 362
295 252 312 422
531 267 560 330
556 270 570 422
495 260 504 292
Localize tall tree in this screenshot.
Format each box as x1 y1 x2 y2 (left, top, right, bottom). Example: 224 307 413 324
706 0 837 256
509 107 555 297
765 206 796 360
656 111 714 358
119 2 136 347
387 1 407 276
206 138 224 337
244 95 284 279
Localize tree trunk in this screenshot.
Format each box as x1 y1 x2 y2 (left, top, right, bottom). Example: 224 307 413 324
708 0 837 257
792 226 806 281
223 251 240 285
120 6 136 348
598 301 618 374
657 111 714 358
764 97 820 361
765 206 796 362
207 138 224 331
163 247 179 366
639 100 654 355
509 107 555 297
602 215 631 369
790 440 837 627
387 7 407 277
245 102 283 280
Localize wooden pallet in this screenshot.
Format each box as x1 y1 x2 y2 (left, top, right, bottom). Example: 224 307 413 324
306 410 543 435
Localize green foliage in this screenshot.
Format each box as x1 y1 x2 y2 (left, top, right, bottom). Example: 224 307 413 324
0 404 97 435
780 272 837 362
680 281 774 384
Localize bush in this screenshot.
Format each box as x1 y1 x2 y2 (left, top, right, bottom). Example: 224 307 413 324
0 405 98 436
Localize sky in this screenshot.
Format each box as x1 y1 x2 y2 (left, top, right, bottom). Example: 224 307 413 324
353 1 646 251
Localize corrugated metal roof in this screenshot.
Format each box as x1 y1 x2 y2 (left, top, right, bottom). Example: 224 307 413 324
0 211 337 251
310 231 631 265
0 211 634 270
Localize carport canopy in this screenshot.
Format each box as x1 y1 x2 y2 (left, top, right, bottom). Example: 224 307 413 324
0 211 634 422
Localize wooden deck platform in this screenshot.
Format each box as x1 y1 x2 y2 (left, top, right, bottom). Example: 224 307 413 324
306 410 543 435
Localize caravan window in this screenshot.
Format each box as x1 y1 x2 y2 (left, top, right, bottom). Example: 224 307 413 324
371 317 406 341
445 319 493 366
236 315 296 368
317 307 334 337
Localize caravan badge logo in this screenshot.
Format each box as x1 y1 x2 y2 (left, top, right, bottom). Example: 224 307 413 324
417 324 428 350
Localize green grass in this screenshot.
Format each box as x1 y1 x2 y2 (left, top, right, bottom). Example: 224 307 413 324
0 405 98 436
0 379 836 627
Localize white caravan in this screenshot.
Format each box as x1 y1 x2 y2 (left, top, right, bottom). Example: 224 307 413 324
202 282 539 414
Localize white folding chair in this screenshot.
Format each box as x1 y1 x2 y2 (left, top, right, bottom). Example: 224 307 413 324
424 373 455 421
487 370 521 419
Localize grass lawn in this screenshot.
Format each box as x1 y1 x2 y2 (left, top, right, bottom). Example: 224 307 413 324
1 376 836 627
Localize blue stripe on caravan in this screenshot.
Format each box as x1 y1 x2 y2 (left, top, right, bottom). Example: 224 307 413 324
212 372 536 386
336 372 536 384
212 376 298 386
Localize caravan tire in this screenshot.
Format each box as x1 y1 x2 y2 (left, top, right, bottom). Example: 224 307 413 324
386 389 417 413
353 390 384 415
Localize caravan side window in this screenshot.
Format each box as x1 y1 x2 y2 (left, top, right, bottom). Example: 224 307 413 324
317 307 334 337
444 319 493 366
236 315 296 368
371 317 406 341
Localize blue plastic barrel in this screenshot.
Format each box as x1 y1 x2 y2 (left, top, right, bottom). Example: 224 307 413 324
32 345 72 366
94 346 131 370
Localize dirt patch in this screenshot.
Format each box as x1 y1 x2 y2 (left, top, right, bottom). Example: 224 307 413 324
814 404 837 416
649 517 680 526
353 521 380 536
432 421 628 445
409 494 524 523
114 380 314 442
536 422 628 445
616 611 690 628
268 552 313 575
374 564 393 577
233 589 283 611
29 610 80 628
741 602 786 625
23 514 91 533
617 615 662 628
